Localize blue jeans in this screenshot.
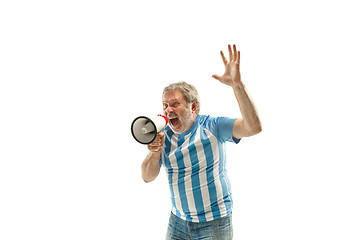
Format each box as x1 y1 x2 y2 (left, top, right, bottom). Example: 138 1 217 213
165 212 233 240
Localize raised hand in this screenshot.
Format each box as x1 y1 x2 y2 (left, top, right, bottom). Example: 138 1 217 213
212 44 242 87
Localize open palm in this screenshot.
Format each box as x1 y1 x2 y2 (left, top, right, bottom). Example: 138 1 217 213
212 44 242 87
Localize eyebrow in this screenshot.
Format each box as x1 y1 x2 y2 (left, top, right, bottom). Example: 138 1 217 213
163 97 179 104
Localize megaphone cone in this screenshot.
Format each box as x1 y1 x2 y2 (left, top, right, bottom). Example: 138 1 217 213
131 114 168 144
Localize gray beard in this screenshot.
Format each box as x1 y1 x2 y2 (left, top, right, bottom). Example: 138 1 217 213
170 108 194 134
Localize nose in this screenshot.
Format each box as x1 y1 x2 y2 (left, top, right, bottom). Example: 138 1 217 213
164 106 174 116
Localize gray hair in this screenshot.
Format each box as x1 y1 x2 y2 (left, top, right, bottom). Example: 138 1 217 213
163 81 200 114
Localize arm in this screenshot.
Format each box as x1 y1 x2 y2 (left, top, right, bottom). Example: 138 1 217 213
212 44 262 138
141 132 165 183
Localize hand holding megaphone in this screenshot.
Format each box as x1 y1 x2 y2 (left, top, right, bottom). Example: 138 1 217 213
131 114 168 144
147 132 166 153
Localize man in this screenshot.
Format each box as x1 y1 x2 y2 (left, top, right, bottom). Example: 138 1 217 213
141 44 262 239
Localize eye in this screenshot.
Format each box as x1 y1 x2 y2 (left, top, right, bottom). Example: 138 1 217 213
163 104 168 109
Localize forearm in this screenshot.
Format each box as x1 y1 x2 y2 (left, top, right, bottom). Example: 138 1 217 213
212 44 262 137
232 82 262 135
141 152 161 183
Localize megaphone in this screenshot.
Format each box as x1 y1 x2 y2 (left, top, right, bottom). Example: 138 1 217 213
131 114 168 144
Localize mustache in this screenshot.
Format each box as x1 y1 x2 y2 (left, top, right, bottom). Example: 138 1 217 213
167 114 179 119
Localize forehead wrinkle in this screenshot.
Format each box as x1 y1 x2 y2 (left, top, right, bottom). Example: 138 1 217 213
163 96 180 104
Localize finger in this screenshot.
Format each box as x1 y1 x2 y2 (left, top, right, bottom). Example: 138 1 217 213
151 139 160 145
228 44 233 62
148 144 161 152
148 145 155 152
212 74 222 81
148 141 158 148
220 50 228 65
150 133 165 147
150 147 160 152
149 140 160 145
157 132 165 141
151 141 161 147
158 132 165 144
236 50 240 64
233 44 237 61
154 133 163 142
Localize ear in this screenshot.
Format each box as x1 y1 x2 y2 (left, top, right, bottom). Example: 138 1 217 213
191 101 198 113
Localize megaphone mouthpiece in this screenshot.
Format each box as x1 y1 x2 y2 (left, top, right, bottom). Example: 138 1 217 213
141 122 155 134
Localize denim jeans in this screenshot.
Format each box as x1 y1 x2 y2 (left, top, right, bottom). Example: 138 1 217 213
165 212 233 240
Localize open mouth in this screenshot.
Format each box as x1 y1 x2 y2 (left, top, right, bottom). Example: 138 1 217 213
169 118 180 126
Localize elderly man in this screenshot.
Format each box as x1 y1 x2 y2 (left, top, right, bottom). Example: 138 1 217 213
141 44 262 240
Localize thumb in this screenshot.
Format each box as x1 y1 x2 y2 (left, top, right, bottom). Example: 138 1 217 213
212 74 222 81
159 131 165 141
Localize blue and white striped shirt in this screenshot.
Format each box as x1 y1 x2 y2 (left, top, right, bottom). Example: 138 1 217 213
159 115 240 222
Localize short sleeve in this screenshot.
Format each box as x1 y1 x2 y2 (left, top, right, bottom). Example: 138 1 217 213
202 115 241 144
216 117 241 143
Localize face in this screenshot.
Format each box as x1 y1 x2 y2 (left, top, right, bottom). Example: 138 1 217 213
162 90 197 133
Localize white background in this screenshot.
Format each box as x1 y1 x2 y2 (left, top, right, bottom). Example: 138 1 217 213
1 0 359 239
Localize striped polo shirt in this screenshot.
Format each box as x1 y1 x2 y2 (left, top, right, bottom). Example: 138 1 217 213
159 115 240 222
